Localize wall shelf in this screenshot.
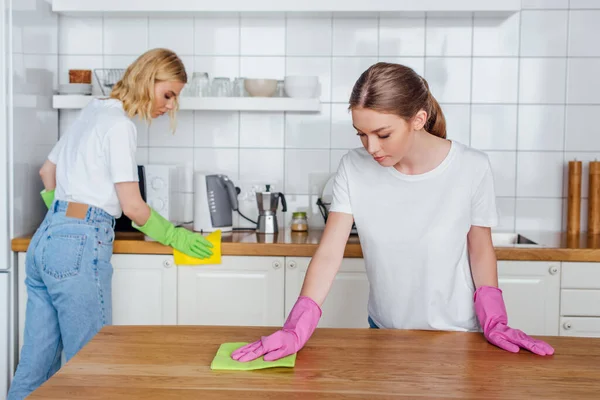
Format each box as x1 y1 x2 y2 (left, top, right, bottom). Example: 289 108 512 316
52 0 520 16
52 95 321 112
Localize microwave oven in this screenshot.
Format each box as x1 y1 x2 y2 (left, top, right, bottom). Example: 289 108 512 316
114 164 183 232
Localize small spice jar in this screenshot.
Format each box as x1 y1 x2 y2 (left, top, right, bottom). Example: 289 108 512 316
291 212 308 232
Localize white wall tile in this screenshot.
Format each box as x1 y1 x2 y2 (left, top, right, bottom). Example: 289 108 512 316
58 17 102 54
239 149 285 190
516 152 564 197
239 112 284 148
473 14 519 57
570 0 600 8
471 105 517 151
568 11 600 57
516 198 563 231
425 17 472 56
567 58 600 104
331 104 361 150
103 18 148 55
441 104 470 145
194 56 240 80
517 105 565 151
149 18 194 56
519 58 566 104
331 57 377 103
486 151 517 197
378 57 424 76
194 17 240 56
136 147 149 165
424 58 472 103
472 58 518 103
285 150 330 194
521 0 568 8
285 105 331 149
520 11 568 56
21 55 58 95
58 55 103 95
21 12 58 54
330 149 348 172
148 147 194 192
495 198 516 232
285 57 332 102
286 18 332 56
193 148 240 180
379 17 425 57
194 111 239 148
563 152 600 198
565 106 600 151
133 118 149 147
240 57 285 79
332 18 378 57
240 17 285 56
148 112 194 148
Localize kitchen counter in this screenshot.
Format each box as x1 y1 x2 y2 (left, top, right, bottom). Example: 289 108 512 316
11 229 600 262
28 325 600 399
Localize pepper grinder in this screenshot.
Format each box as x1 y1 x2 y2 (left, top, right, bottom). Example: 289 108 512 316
567 160 582 236
589 161 600 235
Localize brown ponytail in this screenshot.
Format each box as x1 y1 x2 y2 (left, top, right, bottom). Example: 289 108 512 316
349 62 447 139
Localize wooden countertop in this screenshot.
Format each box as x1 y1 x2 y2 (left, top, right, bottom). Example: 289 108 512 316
11 229 600 262
29 325 600 399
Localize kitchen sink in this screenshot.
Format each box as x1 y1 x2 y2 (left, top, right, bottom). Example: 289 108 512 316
491 232 539 247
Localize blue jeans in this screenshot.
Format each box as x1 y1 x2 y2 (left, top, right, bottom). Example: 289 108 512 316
368 316 379 329
8 200 115 400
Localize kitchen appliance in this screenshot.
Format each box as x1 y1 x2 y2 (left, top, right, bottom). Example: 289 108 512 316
317 175 358 235
256 185 287 234
194 173 239 232
114 164 183 232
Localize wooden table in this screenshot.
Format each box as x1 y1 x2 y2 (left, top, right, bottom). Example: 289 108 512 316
29 326 600 399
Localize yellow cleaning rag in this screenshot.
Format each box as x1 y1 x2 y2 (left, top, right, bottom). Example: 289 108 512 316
173 230 222 265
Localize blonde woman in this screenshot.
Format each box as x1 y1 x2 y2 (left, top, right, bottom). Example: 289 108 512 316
8 48 213 399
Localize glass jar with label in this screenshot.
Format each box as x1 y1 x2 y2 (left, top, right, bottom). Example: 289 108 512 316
291 212 308 232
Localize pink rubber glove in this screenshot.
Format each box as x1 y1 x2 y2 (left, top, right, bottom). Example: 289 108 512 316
231 296 322 362
474 286 554 356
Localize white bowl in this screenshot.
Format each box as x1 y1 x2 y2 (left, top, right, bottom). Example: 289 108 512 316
284 76 319 98
58 83 92 95
244 79 277 97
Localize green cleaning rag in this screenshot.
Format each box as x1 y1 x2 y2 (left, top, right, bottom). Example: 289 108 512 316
210 342 297 371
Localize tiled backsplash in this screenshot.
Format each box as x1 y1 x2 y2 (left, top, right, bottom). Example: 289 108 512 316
53 1 600 231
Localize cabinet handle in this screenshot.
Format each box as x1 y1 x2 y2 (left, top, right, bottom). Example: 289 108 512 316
163 259 173 269
549 266 558 275
288 261 297 269
272 261 281 269
563 322 572 330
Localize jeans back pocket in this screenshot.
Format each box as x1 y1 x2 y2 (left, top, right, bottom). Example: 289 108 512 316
42 232 87 279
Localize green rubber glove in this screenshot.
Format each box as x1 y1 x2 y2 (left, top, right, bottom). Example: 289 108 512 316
133 208 213 259
40 189 55 209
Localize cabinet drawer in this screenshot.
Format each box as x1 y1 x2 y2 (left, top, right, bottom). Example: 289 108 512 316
561 289 600 316
562 262 600 289
560 317 600 338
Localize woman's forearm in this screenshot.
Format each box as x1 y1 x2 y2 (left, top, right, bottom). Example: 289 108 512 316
467 225 499 289
299 212 354 305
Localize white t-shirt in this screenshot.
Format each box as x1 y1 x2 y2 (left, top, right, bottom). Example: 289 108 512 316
330 141 498 332
48 98 139 217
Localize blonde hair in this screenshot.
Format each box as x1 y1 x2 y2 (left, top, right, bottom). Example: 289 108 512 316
110 48 187 130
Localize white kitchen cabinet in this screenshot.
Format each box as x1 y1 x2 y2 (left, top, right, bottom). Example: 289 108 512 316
285 257 370 328
177 256 285 327
560 317 600 338
497 261 560 336
111 254 177 325
559 262 600 337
